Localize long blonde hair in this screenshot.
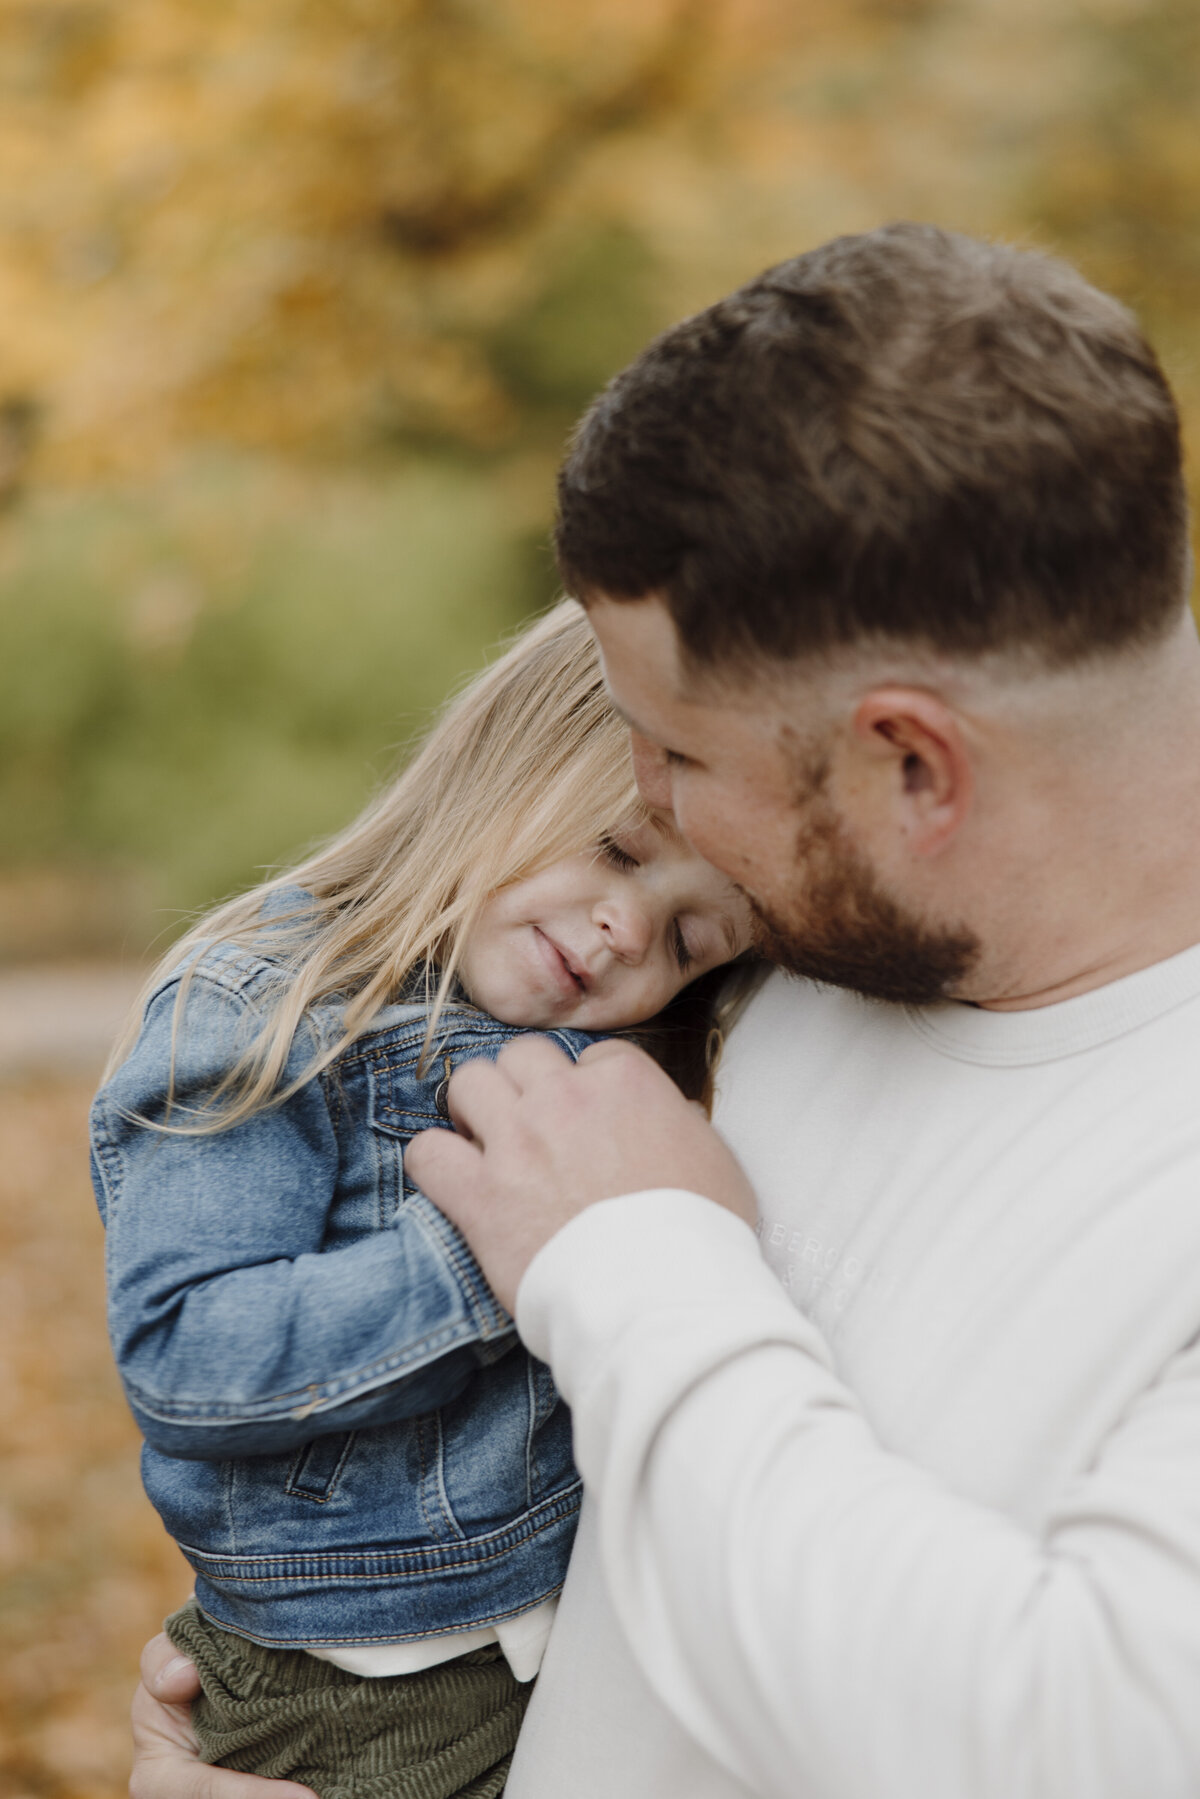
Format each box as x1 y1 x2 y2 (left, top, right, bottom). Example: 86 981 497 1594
107 601 658 1129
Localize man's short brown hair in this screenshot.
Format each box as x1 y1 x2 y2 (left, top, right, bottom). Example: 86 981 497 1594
555 223 1190 669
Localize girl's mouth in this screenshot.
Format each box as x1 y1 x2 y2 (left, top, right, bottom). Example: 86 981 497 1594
533 927 589 996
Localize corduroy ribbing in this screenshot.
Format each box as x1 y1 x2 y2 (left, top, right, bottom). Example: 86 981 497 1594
165 1601 529 1799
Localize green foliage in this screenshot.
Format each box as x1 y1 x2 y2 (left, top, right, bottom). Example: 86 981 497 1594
0 456 545 927
485 224 664 416
1027 0 1200 333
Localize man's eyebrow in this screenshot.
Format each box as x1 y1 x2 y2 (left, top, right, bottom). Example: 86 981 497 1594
612 699 687 758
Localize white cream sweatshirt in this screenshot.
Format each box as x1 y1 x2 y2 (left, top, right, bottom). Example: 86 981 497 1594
508 950 1200 1799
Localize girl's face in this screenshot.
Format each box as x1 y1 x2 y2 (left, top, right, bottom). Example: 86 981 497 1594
456 814 754 1031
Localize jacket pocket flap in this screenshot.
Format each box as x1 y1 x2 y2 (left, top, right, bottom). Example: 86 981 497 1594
367 1029 515 1138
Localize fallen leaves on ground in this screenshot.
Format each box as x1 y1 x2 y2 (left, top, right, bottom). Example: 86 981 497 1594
0 1072 193 1799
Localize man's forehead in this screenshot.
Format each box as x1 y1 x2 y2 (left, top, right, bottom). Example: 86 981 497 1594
586 591 685 682
586 591 810 735
588 592 1078 732
587 591 743 711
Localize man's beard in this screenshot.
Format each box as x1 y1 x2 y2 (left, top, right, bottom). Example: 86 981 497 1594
747 797 981 1007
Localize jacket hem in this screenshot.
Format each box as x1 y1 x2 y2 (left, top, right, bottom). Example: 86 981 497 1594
186 1486 582 1646
178 1480 582 1585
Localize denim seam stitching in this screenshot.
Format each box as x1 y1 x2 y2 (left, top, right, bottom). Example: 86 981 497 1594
336 1014 504 1070
148 960 272 1015
191 1584 570 1647
415 1415 439 1543
89 1103 125 1219
122 1317 481 1423
430 1409 467 1544
405 1198 509 1341
179 1485 583 1580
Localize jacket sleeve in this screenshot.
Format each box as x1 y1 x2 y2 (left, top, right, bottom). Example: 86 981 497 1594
518 1189 1200 1799
91 971 513 1461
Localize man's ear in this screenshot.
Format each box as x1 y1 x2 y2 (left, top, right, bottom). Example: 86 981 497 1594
851 688 973 855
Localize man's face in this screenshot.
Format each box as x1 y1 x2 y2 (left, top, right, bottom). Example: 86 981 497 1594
587 594 979 1005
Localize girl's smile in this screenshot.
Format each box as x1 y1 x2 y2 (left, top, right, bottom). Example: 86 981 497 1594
456 813 753 1031
532 925 591 997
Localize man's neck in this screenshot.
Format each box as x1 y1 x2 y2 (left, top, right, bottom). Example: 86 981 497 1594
971 927 1200 1012
953 618 1200 1011
966 782 1200 1012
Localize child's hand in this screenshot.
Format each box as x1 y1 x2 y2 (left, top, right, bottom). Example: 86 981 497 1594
405 1037 757 1314
131 1634 316 1799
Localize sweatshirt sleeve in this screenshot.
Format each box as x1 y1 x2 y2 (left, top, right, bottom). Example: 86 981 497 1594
92 972 512 1460
517 1189 1200 1799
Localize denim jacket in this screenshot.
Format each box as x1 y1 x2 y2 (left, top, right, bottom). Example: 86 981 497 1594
89 925 594 1649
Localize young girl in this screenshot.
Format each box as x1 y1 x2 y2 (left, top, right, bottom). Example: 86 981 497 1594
90 601 754 1799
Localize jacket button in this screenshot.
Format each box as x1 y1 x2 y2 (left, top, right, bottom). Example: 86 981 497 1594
434 1078 450 1118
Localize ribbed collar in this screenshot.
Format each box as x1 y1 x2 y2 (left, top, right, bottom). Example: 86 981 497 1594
903 939 1200 1066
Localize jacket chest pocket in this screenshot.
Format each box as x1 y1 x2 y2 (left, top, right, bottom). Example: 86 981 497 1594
369 1051 453 1139
368 1033 513 1205
368 1052 455 1212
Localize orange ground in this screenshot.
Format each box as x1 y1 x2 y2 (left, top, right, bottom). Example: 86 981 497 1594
0 1074 193 1799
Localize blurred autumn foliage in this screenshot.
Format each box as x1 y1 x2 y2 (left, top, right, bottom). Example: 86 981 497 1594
2 7 1200 1797
2 0 1199 937
1 0 710 472
1 0 1197 481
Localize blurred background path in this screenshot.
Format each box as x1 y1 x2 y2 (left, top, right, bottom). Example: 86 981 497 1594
0 965 145 1079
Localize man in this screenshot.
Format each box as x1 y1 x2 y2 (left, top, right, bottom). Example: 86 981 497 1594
134 223 1200 1798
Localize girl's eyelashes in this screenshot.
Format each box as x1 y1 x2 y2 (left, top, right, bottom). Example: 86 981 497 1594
672 920 694 973
599 835 639 872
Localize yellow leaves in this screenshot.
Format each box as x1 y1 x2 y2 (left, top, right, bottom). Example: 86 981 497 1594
0 0 727 473
0 0 1197 494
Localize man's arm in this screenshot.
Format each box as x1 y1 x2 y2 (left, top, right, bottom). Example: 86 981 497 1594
410 1036 1200 1799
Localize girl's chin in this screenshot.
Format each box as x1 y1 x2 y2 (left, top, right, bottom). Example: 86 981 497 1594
465 982 578 1031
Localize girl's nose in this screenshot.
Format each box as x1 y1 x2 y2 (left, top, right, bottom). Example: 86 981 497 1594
595 895 654 963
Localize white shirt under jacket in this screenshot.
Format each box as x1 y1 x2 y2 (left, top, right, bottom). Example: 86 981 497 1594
506 950 1200 1799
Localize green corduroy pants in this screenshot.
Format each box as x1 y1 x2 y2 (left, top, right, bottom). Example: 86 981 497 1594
165 1600 531 1799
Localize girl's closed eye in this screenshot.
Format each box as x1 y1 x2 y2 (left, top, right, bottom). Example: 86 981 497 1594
599 835 639 872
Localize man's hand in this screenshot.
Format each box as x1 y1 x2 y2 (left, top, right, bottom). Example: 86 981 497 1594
404 1037 757 1313
130 1634 315 1799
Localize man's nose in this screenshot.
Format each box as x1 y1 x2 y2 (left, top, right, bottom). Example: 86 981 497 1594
631 731 672 809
